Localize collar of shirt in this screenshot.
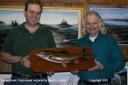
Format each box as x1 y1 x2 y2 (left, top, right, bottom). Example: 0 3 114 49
85 33 104 43
19 22 47 34
89 35 98 42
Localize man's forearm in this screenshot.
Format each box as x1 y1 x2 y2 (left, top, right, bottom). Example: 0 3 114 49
0 52 22 63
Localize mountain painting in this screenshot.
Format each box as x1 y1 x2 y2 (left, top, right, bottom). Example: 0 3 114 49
91 6 128 45
0 8 81 49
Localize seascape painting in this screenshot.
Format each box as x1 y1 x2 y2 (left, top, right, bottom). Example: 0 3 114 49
90 6 128 45
0 8 81 49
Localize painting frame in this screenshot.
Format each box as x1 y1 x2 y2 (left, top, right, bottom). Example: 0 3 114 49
0 6 84 48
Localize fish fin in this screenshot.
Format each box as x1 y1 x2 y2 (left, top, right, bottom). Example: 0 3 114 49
62 62 67 68
74 59 79 64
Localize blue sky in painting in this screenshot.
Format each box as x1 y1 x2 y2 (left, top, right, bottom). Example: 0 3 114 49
0 10 24 24
0 9 79 25
41 10 79 25
91 7 128 19
0 10 22 15
91 7 128 26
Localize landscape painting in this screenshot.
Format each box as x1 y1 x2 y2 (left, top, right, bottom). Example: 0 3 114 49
91 6 128 45
0 8 82 48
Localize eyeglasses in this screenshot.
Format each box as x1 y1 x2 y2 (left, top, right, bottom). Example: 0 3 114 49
27 10 41 16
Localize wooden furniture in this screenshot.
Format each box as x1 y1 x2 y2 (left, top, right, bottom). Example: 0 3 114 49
29 47 95 72
120 45 128 61
0 61 11 73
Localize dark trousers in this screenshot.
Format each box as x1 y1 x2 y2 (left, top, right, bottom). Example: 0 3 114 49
4 73 49 85
78 79 112 85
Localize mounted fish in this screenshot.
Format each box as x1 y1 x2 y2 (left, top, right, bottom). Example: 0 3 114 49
29 47 95 72
36 51 83 67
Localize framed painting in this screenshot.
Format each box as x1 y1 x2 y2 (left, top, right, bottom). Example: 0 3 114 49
0 7 83 48
90 5 128 45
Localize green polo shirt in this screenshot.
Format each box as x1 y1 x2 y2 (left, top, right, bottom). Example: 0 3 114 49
1 23 56 74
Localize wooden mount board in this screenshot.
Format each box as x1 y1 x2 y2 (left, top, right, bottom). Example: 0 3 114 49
29 47 95 72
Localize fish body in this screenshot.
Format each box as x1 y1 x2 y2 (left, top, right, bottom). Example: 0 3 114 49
37 52 82 62
48 53 81 61
36 51 82 67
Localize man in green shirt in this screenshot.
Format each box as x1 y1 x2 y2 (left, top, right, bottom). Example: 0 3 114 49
0 0 56 85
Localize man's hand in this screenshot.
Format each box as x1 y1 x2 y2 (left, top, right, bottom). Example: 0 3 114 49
71 70 79 75
46 72 54 77
20 55 30 68
88 59 104 71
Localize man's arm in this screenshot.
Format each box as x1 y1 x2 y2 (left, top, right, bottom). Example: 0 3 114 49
109 37 125 72
0 52 30 68
0 51 22 63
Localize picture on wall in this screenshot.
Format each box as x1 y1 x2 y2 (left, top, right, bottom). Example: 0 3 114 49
0 7 82 48
90 6 128 45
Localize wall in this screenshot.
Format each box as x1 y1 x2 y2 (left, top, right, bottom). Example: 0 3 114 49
0 0 128 73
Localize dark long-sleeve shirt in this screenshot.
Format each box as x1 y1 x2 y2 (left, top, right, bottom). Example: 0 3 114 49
76 33 125 80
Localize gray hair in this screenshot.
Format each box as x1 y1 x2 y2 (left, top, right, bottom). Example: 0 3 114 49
82 11 107 36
